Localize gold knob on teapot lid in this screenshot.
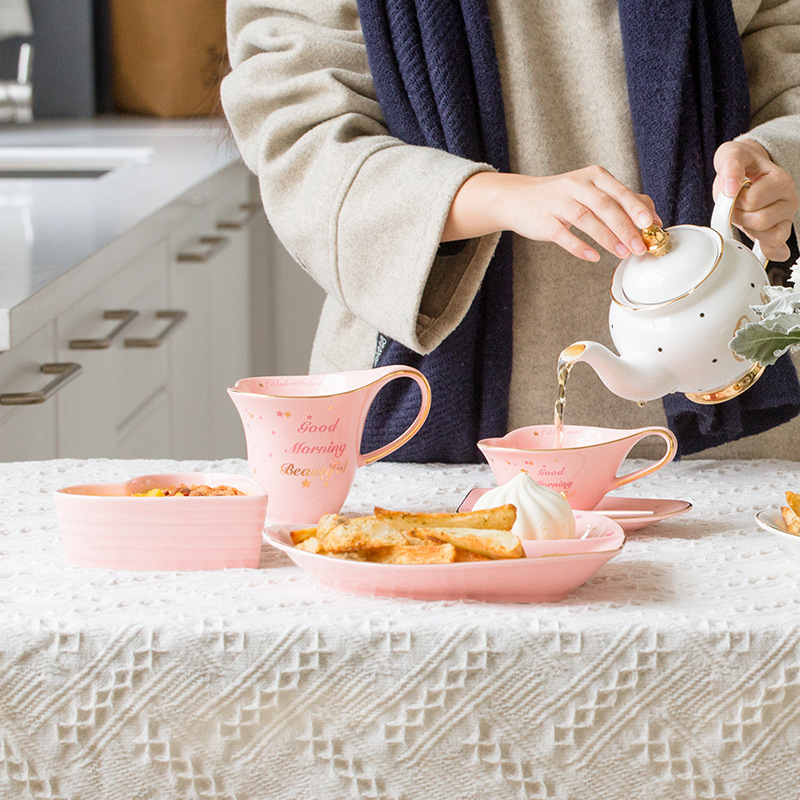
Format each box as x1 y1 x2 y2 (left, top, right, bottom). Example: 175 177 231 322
640 224 671 257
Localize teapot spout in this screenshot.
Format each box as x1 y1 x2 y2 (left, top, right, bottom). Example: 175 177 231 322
561 342 675 403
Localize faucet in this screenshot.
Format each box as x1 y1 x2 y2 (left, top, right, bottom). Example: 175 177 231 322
0 43 32 123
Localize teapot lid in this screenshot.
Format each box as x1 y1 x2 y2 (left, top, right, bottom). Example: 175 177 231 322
612 224 723 309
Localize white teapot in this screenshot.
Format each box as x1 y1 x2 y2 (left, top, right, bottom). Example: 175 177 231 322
563 181 769 404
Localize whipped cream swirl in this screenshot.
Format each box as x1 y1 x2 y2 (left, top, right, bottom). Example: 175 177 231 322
473 471 576 540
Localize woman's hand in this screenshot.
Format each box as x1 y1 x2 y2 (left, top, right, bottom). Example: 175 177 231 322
713 140 799 262
442 167 660 261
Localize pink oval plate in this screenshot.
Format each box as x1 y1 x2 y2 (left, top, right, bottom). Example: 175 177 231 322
263 510 624 602
459 488 691 532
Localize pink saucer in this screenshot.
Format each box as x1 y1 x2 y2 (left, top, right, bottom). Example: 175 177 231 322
458 489 691 532
264 510 624 603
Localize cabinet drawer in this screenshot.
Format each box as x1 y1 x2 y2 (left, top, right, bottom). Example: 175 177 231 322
209 188 254 458
168 181 253 459
115 384 169 459
56 242 174 458
0 324 60 461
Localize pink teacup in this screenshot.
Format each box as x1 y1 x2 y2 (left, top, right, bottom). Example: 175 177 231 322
228 366 431 525
477 424 678 510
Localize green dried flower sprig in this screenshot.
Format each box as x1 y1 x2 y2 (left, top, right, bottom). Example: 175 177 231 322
729 257 800 366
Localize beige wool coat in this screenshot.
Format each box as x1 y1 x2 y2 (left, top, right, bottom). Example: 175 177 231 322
222 0 800 459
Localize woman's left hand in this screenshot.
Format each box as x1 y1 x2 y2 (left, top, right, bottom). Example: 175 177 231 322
713 140 799 262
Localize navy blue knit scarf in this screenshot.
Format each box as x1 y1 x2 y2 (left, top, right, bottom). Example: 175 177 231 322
358 0 512 462
358 0 800 461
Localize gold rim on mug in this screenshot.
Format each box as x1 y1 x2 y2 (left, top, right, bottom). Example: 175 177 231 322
229 369 428 402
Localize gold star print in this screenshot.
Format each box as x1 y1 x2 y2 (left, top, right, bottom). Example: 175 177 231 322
284 411 292 418
301 479 311 488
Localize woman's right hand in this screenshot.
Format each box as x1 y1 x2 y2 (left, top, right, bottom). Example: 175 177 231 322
442 167 661 261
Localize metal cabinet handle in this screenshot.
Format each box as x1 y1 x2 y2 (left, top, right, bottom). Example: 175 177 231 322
216 202 261 230
124 310 187 348
69 309 139 350
0 362 82 405
176 235 229 263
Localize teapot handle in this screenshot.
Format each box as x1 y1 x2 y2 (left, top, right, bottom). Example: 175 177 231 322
710 179 767 267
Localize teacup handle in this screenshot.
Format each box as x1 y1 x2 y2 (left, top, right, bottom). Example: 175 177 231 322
359 366 432 466
611 426 678 491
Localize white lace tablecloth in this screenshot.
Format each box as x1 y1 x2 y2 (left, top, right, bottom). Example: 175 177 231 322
2 457 800 800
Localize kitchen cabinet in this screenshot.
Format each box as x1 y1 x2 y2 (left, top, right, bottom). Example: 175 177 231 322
0 119 329 463
0 161 261 461
0 322 60 460
56 241 171 459
208 194 258 455
168 174 254 459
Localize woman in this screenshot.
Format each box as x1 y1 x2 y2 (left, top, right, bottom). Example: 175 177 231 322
222 0 800 460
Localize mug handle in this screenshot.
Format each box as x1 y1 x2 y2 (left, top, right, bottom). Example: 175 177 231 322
610 426 678 491
358 366 432 466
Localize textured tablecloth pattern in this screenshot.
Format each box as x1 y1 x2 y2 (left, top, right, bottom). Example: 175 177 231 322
1 457 800 800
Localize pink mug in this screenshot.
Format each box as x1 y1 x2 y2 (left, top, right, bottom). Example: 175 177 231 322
228 366 431 525
477 424 677 510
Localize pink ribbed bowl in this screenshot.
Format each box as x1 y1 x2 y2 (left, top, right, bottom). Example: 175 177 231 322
54 472 268 570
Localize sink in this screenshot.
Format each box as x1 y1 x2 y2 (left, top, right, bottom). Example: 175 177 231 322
0 146 153 178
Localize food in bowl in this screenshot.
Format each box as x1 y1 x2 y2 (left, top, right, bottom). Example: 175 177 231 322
780 491 800 536
54 472 267 570
471 471 576 540
291 505 524 563
134 484 245 497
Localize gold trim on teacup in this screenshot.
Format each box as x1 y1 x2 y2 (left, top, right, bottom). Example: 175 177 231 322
612 428 678 489
478 426 673 453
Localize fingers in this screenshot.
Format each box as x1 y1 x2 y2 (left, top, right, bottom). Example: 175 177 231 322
503 167 663 262
713 140 766 197
576 185 646 256
758 236 791 263
736 169 797 214
716 156 748 198
568 202 635 258
713 141 798 261
554 166 662 259
592 166 661 229
586 169 664 255
734 212 793 261
733 198 795 235
549 220 601 262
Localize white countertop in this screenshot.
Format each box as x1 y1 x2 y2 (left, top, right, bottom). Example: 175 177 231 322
3 457 800 797
0 117 242 348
